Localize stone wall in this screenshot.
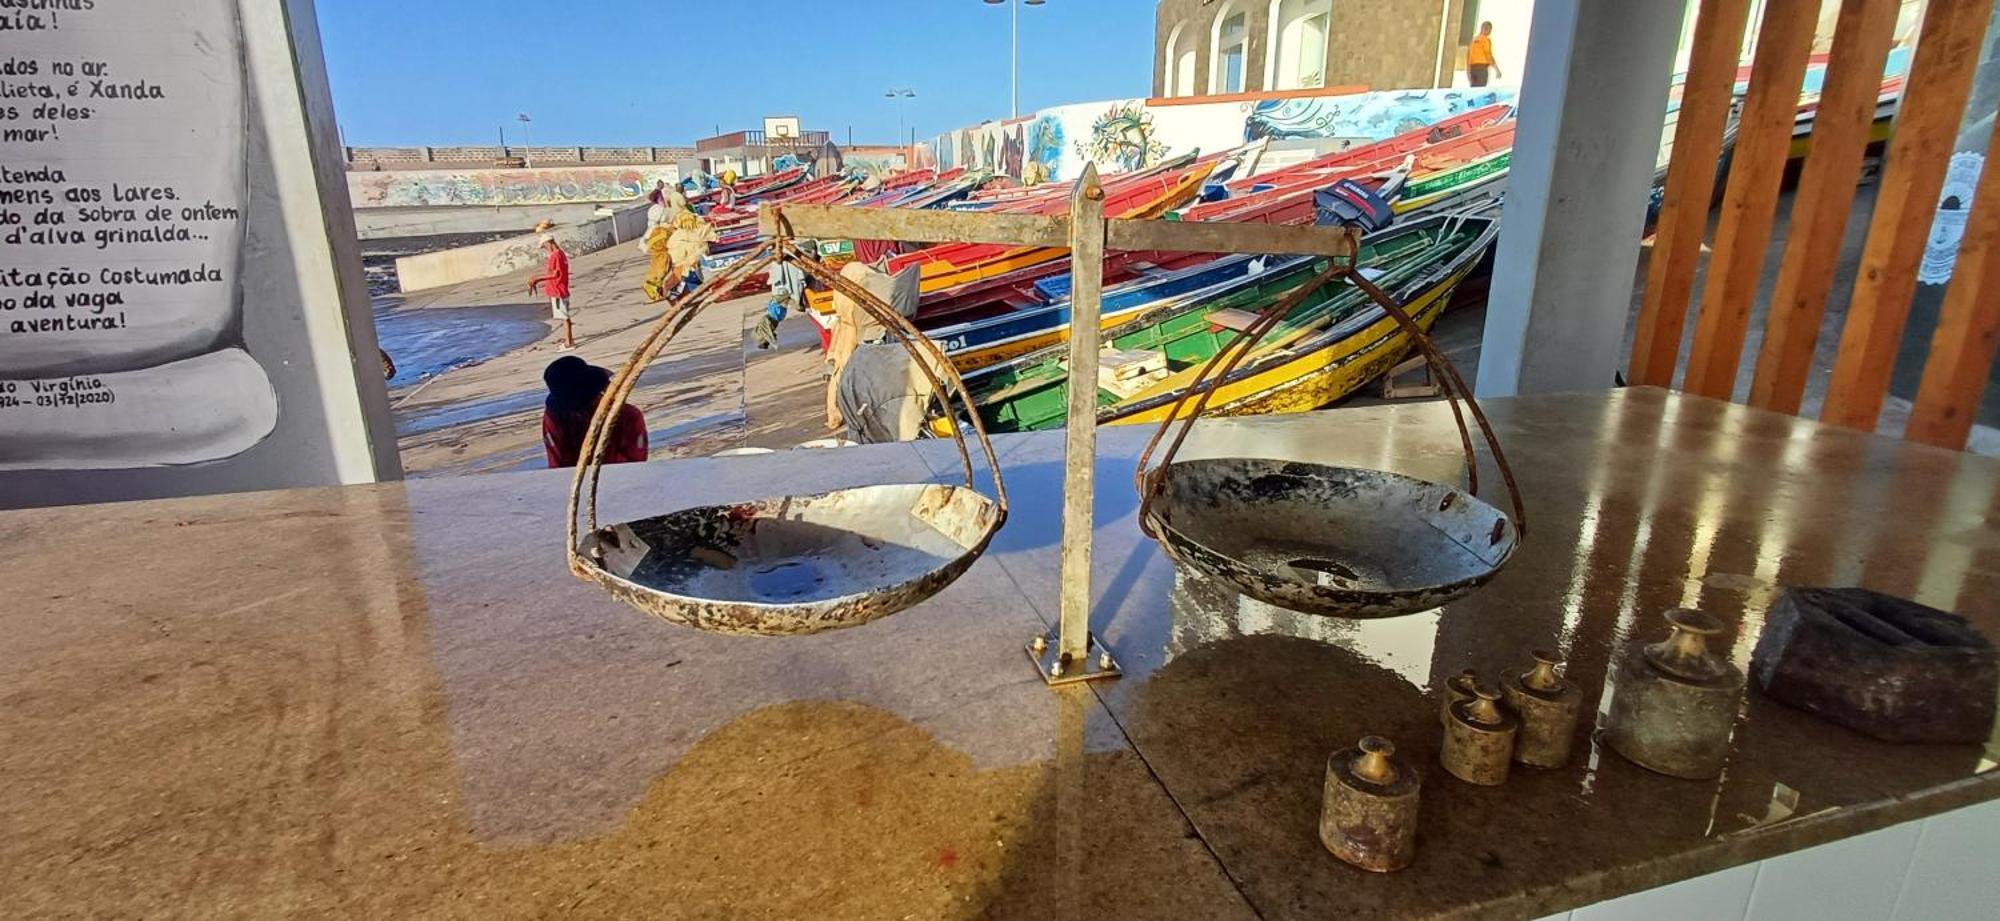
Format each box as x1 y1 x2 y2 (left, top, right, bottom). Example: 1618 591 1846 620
1154 0 1277 97
1154 0 1469 99
1324 0 1457 90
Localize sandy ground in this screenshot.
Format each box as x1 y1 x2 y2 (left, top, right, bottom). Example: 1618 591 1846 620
386 245 833 477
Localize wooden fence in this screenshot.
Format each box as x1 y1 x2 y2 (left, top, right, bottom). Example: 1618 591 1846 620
1630 0 1995 450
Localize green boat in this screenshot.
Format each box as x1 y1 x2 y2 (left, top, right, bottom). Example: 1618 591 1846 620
959 210 1500 433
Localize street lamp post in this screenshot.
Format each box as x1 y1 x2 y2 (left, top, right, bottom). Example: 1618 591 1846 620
516 112 532 167
885 88 915 152
983 0 1045 119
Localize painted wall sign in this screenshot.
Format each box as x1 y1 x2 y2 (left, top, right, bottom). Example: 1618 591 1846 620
1919 151 1983 286
0 0 277 470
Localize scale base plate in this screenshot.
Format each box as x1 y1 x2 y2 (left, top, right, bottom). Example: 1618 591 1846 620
1028 632 1121 686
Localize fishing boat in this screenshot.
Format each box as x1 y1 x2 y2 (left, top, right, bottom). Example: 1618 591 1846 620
931 172 1408 371
958 209 1499 433
926 124 1520 358
935 250 1308 372
801 154 1222 317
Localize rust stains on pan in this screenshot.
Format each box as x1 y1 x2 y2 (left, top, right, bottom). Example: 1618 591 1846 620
1141 459 1518 619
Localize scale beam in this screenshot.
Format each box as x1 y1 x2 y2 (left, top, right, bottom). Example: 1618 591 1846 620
758 203 1360 259
753 174 1363 688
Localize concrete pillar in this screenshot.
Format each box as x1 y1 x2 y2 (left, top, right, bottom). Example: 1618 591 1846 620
1474 0 1688 397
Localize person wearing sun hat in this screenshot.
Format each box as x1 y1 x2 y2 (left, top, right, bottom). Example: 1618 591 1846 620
527 220 576 349
539 355 647 468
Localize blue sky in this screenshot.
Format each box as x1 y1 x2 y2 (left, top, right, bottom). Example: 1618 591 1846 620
317 0 1158 146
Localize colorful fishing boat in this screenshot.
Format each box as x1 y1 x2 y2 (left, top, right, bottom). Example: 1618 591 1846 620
911 115 1514 325
801 154 1222 317
935 250 1308 372
958 209 1499 433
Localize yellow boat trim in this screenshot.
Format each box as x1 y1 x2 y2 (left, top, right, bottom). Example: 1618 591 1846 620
1105 257 1473 426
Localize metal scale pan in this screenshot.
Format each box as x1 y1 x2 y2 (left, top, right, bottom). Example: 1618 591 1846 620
1134 259 1526 619
566 239 1008 636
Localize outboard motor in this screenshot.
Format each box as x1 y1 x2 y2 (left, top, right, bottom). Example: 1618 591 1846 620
1313 178 1395 234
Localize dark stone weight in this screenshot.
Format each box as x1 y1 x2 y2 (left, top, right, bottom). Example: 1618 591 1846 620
1751 587 1997 744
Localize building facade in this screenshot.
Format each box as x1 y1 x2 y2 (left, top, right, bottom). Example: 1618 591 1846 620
1153 0 1473 99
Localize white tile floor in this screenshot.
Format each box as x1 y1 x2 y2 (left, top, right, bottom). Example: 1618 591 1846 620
1541 798 2000 921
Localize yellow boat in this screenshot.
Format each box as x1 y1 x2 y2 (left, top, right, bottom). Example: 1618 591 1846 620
937 155 1511 375
1110 235 1487 425
956 210 1499 434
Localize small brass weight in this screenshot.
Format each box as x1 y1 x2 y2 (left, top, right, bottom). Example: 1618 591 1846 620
1502 650 1582 768
1321 735 1421 872
1442 684 1518 785
1605 608 1746 779
1439 668 1478 725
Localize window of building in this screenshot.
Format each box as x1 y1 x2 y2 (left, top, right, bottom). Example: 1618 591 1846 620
1270 0 1332 90
1211 5 1248 94
1164 22 1195 97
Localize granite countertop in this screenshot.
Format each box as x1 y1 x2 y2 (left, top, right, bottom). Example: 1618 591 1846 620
3 388 1994 919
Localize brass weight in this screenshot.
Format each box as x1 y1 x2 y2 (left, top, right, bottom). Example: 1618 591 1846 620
1439 668 1478 725
1441 684 1518 785
1320 735 1420 872
1502 650 1582 768
1605 608 1745 780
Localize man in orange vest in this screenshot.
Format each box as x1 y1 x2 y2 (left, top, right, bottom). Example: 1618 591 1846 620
1468 21 1501 87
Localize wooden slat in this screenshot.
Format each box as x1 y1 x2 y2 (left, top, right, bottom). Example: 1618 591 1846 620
759 203 1360 257
1629 0 1755 388
1905 115 2000 449
1681 0 1821 399
1057 165 1106 663
1822 0 1992 430
759 203 1068 247
1748 0 1902 414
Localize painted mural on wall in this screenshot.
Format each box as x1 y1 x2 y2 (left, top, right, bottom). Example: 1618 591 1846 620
927 89 1519 189
843 151 911 179
937 119 1029 181
1244 89 1514 142
347 166 680 209
1024 115 1065 184
1075 102 1170 173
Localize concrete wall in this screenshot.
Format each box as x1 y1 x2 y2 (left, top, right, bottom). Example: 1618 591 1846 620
347 164 680 209
395 204 649 293
352 202 611 241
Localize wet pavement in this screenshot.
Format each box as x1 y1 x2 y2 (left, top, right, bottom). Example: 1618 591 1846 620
375 302 548 390
378 240 830 476
4 388 1994 919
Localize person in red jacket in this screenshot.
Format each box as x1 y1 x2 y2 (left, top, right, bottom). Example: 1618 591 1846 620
528 226 576 349
541 356 647 468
